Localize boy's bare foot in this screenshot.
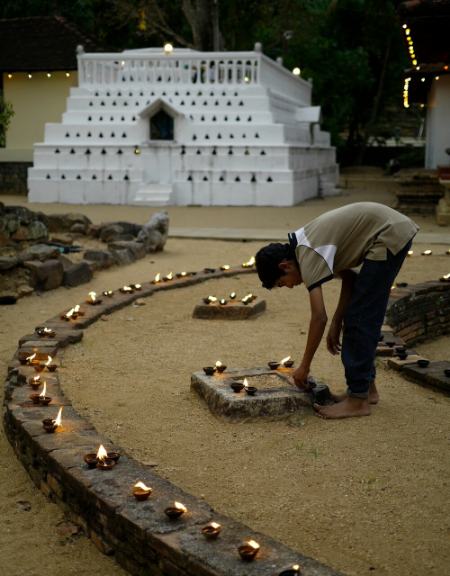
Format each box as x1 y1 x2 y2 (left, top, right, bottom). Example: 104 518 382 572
314 397 371 419
331 381 380 405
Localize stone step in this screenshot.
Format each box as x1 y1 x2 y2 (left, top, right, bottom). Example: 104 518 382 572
131 184 173 205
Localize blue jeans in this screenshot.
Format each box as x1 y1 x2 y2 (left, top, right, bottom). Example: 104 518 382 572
341 240 412 398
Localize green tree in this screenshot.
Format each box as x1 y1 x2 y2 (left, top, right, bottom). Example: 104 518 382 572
0 96 15 147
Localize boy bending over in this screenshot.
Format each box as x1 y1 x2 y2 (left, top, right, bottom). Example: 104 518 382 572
255 202 418 419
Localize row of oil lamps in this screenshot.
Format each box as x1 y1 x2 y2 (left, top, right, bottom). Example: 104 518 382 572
203 357 295 395
408 249 450 256
203 292 257 306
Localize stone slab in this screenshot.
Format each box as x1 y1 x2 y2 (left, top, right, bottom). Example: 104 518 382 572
191 367 312 419
193 299 266 320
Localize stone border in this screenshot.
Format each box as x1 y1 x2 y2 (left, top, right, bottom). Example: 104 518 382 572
3 265 342 576
377 280 450 393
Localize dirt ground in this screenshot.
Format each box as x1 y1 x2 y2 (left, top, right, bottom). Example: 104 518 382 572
1 189 449 576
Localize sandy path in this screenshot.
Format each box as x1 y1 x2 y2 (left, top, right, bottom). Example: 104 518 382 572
1 189 449 576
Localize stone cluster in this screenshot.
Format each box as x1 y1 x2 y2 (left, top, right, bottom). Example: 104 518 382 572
3 262 343 576
0 205 169 303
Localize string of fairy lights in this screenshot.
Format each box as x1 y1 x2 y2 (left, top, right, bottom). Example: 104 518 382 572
6 72 72 80
402 22 449 109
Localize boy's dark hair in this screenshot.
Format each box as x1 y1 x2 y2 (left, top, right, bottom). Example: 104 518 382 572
255 242 295 289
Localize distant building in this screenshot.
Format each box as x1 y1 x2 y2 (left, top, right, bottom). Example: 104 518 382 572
27 44 338 206
399 0 450 169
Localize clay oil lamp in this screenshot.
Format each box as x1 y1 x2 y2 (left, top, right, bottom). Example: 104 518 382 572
203 295 218 305
29 374 42 390
74 304 84 317
132 481 153 501
86 291 102 305
29 387 42 404
230 380 244 393
219 298 227 305
61 307 76 321
24 352 37 366
131 283 142 290
176 271 188 279
407 250 414 257
422 249 432 256
242 256 256 268
102 290 114 297
243 378 257 396
229 292 237 300
203 267 216 273
36 326 56 338
385 340 395 348
220 264 230 271
440 273 450 283
96 444 116 470
268 361 280 370
38 382 52 406
164 501 187 519
203 366 216 376
152 273 162 284
417 359 430 368
277 564 302 576
120 285 134 294
45 355 58 372
397 351 408 361
444 369 450 377
201 521 222 539
241 293 253 305
163 272 174 281
42 406 63 433
238 539 260 561
215 361 227 373
280 356 294 369
34 360 46 373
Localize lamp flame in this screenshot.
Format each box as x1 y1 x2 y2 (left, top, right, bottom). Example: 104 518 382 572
208 295 218 303
243 378 249 389
215 361 222 368
134 481 151 491
45 355 52 367
221 264 230 270
154 273 161 283
242 256 256 268
33 375 41 384
166 272 173 280
246 539 260 550
39 382 47 398
422 249 432 255
74 304 81 314
65 308 75 319
88 291 97 302
230 292 236 299
26 352 37 364
96 444 108 462
180 271 187 277
280 356 291 366
209 521 221 529
174 501 187 512
55 407 63 427
43 327 53 335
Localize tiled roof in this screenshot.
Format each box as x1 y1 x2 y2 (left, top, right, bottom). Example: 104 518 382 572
0 16 101 72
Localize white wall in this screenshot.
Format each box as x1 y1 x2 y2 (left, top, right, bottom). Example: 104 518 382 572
426 75 450 169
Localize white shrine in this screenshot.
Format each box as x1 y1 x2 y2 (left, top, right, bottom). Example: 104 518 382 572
28 44 339 206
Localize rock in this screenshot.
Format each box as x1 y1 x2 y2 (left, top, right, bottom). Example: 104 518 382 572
83 250 114 269
110 248 135 266
11 220 48 242
99 224 124 243
18 244 60 262
46 213 92 233
134 298 146 306
0 255 19 270
108 240 146 259
70 222 88 234
51 234 74 245
24 259 64 290
99 222 142 243
137 211 169 251
63 261 93 287
17 284 34 297
136 228 164 252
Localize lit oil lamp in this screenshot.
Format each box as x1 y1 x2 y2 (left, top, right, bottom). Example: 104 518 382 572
278 564 302 576
84 444 119 469
29 387 42 404
215 361 227 373
242 256 256 268
36 326 55 338
280 356 294 368
440 273 450 283
132 481 153 501
25 352 37 366
29 374 42 389
201 521 222 539
203 295 218 305
243 378 257 396
220 264 230 271
407 250 414 257
73 304 84 316
230 380 244 393
163 272 174 281
86 291 102 305
176 271 188 278
238 539 260 561
152 273 161 284
42 406 63 433
164 501 187 519
219 298 227 305
120 285 134 294
103 290 114 297
45 355 57 372
203 366 216 376
422 249 432 256
268 361 280 370
131 283 142 290
38 382 52 406
62 307 75 321
229 292 237 300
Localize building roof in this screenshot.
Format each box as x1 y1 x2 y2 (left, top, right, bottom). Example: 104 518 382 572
0 16 101 72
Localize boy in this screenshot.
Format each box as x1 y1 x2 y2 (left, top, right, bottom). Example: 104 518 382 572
255 202 418 419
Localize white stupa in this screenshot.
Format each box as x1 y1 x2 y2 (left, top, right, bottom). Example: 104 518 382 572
28 43 339 206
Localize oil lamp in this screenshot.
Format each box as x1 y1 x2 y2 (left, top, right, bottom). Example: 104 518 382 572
238 539 260 561
280 356 294 368
103 290 114 297
417 359 430 368
278 565 302 576
163 272 173 281
45 355 57 372
203 366 216 376
440 273 450 282
25 352 37 366
268 361 280 370
132 481 153 501
120 285 134 293
242 256 256 268
220 264 230 271
201 521 222 539
86 291 102 305
229 292 236 299
39 382 52 405
230 380 244 393
29 374 41 389
203 295 218 305
407 250 414 257
243 378 257 396
219 298 227 305
152 273 161 284
42 407 63 433
96 444 116 470
176 271 188 278
131 283 142 290
215 361 226 373
203 267 216 273
422 249 432 256
36 327 55 338
164 501 187 519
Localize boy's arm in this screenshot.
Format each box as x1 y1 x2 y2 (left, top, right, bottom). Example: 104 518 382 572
293 285 327 389
327 269 357 355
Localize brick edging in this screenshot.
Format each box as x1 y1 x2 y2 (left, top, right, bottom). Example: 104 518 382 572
3 265 342 576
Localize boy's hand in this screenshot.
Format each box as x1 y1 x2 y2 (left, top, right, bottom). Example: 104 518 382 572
292 364 313 391
327 319 342 355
